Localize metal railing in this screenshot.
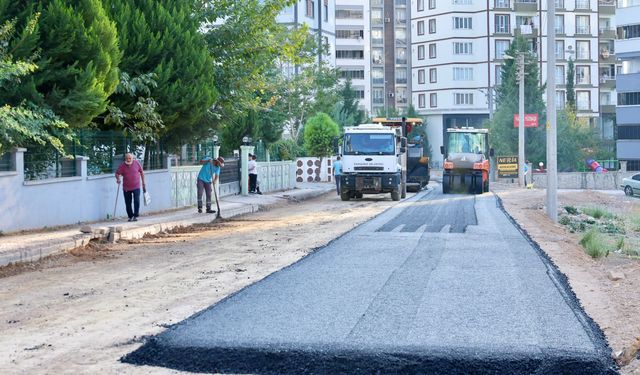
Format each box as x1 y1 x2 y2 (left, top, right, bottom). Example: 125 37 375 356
0 152 12 172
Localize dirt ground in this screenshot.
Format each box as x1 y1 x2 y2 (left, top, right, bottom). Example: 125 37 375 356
1 186 639 374
493 183 640 374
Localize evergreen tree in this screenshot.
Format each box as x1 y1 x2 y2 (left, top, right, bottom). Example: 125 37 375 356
333 78 365 131
303 112 340 159
566 57 575 110
0 0 121 129
489 35 546 164
105 0 218 147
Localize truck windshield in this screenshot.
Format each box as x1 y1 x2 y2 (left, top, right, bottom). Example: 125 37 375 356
343 133 395 155
447 132 485 154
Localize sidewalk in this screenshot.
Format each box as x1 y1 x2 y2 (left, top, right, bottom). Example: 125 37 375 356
0 183 335 267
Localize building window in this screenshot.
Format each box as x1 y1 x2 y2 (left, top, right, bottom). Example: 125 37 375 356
576 40 590 60
306 0 314 17
495 14 510 34
429 43 436 58
619 25 640 39
418 45 425 60
336 50 364 59
576 66 590 85
618 125 640 139
396 68 407 84
555 15 564 34
555 40 565 59
454 92 474 105
396 88 408 104
453 42 473 55
453 67 474 81
372 68 384 84
324 2 328 21
576 91 590 110
495 40 510 59
429 0 436 9
336 9 363 19
396 28 407 45
575 0 590 9
495 65 503 85
419 94 426 108
555 0 564 8
336 29 364 39
453 17 473 30
576 15 590 35
373 88 384 104
372 48 383 64
495 0 509 7
430 93 437 107
555 65 565 84
371 28 383 44
371 9 383 25
418 69 426 84
429 19 436 33
396 47 407 64
417 20 425 35
453 0 472 4
556 90 566 109
418 0 425 11
430 68 437 82
340 69 365 80
396 9 406 23
618 92 640 106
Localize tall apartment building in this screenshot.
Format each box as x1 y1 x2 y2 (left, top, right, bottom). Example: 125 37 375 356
411 0 605 166
615 0 640 171
278 0 337 75
335 0 413 115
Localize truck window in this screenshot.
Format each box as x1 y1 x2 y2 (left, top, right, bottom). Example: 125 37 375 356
344 134 395 155
448 133 485 154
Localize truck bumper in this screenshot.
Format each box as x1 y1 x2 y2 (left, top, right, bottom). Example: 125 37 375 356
341 173 401 193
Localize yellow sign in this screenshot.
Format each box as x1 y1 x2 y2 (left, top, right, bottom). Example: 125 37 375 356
497 156 518 178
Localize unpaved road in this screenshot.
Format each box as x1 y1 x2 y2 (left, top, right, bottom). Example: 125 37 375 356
0 194 395 374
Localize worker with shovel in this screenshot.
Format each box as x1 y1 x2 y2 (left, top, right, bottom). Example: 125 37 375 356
196 156 224 214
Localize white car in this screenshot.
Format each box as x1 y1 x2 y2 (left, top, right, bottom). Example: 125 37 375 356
621 173 640 197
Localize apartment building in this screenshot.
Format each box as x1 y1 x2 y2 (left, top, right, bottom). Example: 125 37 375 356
615 0 640 171
278 0 337 75
335 0 413 115
411 0 604 166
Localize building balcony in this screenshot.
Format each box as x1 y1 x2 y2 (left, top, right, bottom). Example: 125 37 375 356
601 104 616 113
617 106 640 126
599 77 616 89
616 39 640 59
599 0 616 14
599 28 616 39
514 0 538 12
515 26 538 37
617 72 640 92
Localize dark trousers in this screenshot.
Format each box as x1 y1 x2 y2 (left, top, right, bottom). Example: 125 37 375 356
335 175 341 195
197 179 212 209
249 173 257 192
123 188 141 219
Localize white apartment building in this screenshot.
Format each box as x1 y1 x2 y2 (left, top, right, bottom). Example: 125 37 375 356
411 0 605 166
615 0 640 170
278 0 337 75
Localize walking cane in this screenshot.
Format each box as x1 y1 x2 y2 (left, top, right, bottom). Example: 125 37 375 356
113 183 121 220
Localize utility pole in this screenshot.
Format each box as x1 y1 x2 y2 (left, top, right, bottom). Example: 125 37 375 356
518 53 525 188
546 0 558 221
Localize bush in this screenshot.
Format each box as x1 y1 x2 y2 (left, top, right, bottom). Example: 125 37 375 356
268 139 304 161
579 229 609 258
582 206 614 220
559 215 571 225
564 206 578 215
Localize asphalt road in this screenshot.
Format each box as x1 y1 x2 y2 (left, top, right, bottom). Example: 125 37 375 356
124 185 616 374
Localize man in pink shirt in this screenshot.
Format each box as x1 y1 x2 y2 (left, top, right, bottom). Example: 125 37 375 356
115 153 146 222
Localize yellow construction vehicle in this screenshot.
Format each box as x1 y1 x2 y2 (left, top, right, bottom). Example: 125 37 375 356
440 127 493 194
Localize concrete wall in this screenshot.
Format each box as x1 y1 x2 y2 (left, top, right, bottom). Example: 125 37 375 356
525 171 635 190
0 149 296 233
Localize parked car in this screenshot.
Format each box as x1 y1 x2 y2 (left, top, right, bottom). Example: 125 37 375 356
621 173 640 197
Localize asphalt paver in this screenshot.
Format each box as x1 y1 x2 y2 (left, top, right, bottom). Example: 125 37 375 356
123 187 616 374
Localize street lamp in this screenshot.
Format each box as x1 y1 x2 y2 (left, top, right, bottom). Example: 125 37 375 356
242 135 252 146
504 52 526 187
212 134 219 145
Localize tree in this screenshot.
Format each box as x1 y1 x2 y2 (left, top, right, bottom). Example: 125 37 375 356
105 0 217 147
489 35 547 164
303 112 339 158
556 107 604 171
566 57 576 110
332 78 365 131
1 0 121 129
0 15 70 155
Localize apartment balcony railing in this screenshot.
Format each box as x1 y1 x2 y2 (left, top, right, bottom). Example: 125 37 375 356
599 28 616 39
514 0 537 11
575 0 591 9
599 0 616 13
576 26 591 35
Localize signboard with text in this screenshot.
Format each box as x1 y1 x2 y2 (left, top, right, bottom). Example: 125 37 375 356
497 156 518 178
513 114 539 128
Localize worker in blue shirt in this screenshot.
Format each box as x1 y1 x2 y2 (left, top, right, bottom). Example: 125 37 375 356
197 156 224 213
333 156 343 195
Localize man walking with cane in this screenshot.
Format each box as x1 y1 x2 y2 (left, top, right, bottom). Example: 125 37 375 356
197 156 224 213
115 153 146 222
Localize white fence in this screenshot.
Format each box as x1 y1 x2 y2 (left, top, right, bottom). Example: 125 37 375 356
0 148 295 233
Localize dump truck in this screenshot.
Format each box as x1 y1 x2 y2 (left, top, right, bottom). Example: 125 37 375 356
340 123 407 201
372 117 430 192
440 127 493 194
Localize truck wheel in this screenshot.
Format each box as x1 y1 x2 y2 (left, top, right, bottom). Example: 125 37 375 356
442 175 450 194
474 176 483 194
341 191 351 201
391 190 400 201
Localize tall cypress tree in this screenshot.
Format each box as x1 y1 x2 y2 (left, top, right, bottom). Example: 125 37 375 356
566 57 576 110
105 0 218 147
0 0 121 129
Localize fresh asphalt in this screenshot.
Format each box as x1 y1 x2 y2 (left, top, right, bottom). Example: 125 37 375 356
123 185 617 374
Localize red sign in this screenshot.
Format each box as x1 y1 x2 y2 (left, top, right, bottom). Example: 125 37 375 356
513 114 539 128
